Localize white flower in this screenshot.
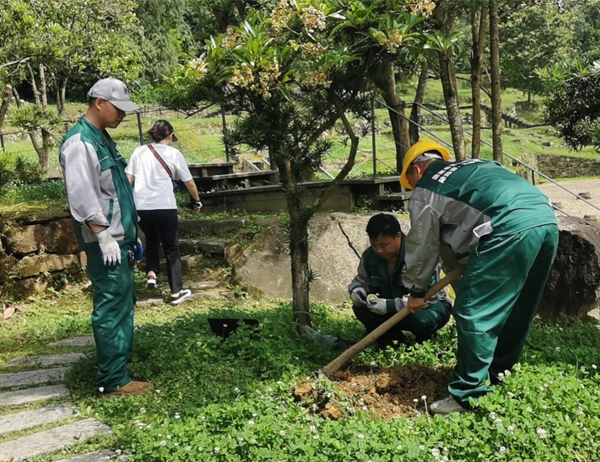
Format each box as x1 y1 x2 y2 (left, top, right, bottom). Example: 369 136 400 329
593 364 598 370
201 416 206 421
237 437 244 443
420 445 425 450
507 425 516 435
526 407 533 413
280 430 286 436
309 425 316 432
507 392 514 398
248 420 255 427
156 389 161 394
167 435 172 440
504 370 511 377
213 447 221 454
99 387 104 393
362 406 368 411
500 446 506 453
198 446 203 451
536 427 547 439
490 412 497 419
235 387 241 393
186 446 191 451
313 434 319 440
413 399 419 403
159 441 166 447
432 448 441 458
582 384 586 389
397 445 403 450
175 413 180 419
174 443 179 447
140 407 146 414
146 424 152 429
358 434 364 439
556 347 561 352
116 450 121 455
421 395 427 401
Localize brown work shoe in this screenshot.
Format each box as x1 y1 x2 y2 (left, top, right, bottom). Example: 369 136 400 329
103 381 155 398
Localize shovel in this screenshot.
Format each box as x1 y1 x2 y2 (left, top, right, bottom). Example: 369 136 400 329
320 265 466 378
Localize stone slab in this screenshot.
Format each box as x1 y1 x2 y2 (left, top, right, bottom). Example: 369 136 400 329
0 418 111 462
187 280 220 290
0 385 70 406
48 337 95 347
0 403 80 435
0 368 67 389
4 353 85 368
213 218 247 234
55 449 118 462
136 298 164 308
197 238 227 255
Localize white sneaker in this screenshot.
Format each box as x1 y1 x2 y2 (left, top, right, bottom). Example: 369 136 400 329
147 276 157 289
170 289 192 305
430 395 468 415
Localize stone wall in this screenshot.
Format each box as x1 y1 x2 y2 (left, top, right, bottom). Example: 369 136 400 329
0 211 86 299
536 154 600 179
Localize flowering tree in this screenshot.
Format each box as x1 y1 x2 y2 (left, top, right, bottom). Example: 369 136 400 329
164 0 430 329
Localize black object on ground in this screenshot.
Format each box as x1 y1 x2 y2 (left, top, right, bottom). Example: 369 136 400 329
208 318 260 339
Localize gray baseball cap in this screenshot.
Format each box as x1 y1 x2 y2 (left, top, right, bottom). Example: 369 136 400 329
87 78 140 112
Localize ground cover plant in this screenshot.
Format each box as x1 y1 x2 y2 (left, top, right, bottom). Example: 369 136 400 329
2 285 600 462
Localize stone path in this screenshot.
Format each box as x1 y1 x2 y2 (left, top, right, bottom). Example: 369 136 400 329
538 178 600 218
4 353 85 368
0 340 119 461
0 384 70 406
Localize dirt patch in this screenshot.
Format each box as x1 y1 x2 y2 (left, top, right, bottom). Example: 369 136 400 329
293 365 451 420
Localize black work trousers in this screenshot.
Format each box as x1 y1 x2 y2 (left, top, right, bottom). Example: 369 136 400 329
138 209 182 294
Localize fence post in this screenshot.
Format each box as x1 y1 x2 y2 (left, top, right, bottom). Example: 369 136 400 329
136 112 144 146
532 170 536 186
371 96 377 178
0 134 4 152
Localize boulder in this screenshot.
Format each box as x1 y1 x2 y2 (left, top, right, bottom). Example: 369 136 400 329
232 213 406 303
5 224 45 255
0 254 17 284
538 217 600 319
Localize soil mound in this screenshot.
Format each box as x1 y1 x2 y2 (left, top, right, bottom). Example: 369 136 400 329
293 365 451 420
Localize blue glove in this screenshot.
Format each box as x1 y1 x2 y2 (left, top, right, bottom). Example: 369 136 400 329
133 238 144 261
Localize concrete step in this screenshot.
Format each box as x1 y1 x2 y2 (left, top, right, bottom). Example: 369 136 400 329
0 368 67 389
177 239 227 257
0 403 80 435
0 384 70 407
0 418 111 462
4 353 85 368
48 337 95 347
56 449 119 462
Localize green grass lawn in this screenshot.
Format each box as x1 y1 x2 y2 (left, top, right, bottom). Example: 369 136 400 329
1 284 600 461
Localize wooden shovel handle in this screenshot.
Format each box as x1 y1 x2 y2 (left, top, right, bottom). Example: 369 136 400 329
323 265 465 377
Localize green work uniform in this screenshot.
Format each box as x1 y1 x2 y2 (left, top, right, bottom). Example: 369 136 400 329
403 159 558 407
349 235 452 347
59 117 138 393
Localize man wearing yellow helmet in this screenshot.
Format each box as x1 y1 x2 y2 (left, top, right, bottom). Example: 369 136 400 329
399 140 558 414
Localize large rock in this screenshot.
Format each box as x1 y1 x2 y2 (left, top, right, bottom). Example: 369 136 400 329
538 217 600 319
5 224 45 254
232 213 408 303
44 218 78 254
14 254 80 278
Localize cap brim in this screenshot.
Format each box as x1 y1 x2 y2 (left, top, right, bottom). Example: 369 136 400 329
400 164 414 190
110 100 140 112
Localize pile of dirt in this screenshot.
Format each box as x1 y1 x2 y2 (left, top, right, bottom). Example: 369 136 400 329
293 365 451 420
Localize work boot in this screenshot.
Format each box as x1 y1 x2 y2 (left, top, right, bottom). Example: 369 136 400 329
430 395 468 415
103 381 155 398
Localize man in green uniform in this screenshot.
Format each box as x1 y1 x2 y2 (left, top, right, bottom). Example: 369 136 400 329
400 140 558 414
349 213 452 347
60 78 153 397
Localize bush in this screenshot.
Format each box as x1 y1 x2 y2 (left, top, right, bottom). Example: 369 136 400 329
14 155 46 185
0 154 16 194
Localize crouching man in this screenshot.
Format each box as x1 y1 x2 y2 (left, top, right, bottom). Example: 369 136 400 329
349 213 452 348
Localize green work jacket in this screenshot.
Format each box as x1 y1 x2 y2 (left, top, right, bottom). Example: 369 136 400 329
59 117 137 251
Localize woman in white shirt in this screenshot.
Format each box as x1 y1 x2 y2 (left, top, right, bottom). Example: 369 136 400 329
125 120 202 305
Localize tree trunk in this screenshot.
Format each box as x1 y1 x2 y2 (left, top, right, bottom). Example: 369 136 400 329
0 84 12 133
372 59 410 172
27 63 40 104
439 50 466 160
13 87 43 161
470 8 487 159
409 62 429 145
489 0 503 163
277 157 312 330
59 77 68 116
39 64 51 169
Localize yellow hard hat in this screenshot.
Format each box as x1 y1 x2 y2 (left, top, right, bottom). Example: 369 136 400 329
400 140 450 189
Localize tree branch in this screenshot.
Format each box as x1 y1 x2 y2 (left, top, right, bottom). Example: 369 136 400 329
312 94 359 210
0 57 31 69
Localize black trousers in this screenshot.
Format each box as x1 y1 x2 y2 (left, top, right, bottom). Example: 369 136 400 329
138 209 182 294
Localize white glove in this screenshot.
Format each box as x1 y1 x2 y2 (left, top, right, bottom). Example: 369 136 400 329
96 229 121 266
367 297 388 315
350 287 367 306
